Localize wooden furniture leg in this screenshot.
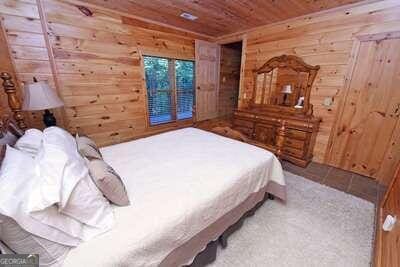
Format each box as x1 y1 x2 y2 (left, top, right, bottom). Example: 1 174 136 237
275 120 286 160
0 72 27 130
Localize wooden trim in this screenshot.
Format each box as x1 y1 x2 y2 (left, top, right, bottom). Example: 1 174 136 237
169 59 177 121
143 55 195 127
238 35 247 109
323 39 361 163
356 31 400 41
36 0 68 128
139 51 151 130
374 164 400 267
0 72 27 130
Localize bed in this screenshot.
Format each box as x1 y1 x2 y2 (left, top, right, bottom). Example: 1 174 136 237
0 72 286 266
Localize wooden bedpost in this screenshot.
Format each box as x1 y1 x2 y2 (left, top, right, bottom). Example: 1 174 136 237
1 72 27 130
275 120 286 160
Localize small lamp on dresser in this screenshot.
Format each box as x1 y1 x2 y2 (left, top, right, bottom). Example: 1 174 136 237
23 79 64 127
281 84 292 106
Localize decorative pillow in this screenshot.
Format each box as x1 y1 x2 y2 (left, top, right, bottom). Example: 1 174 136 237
76 134 102 160
0 131 18 146
14 128 43 157
88 159 130 206
0 214 71 266
0 240 14 254
0 145 5 165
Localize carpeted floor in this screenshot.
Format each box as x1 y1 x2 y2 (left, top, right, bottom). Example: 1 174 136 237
210 171 375 267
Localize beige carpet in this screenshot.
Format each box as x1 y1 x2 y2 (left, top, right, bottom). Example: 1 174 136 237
210 171 375 267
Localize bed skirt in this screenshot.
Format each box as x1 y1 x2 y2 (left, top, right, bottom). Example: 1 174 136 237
160 181 286 267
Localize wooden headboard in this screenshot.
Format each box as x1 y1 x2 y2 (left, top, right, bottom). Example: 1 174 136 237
0 72 27 136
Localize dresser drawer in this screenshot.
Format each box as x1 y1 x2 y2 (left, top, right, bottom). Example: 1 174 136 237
284 138 305 150
286 128 308 140
283 146 305 158
234 126 253 137
233 118 254 129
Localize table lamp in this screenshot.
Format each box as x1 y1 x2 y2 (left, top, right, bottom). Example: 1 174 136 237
281 84 292 105
23 79 64 127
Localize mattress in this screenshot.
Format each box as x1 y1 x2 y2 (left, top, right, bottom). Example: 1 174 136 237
63 128 285 267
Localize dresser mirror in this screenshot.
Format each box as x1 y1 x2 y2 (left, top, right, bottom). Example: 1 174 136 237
251 55 320 115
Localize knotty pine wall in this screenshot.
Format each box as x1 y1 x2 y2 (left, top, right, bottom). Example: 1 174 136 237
218 0 400 164
218 45 241 117
0 0 201 146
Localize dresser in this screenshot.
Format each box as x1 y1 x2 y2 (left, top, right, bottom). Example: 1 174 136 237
233 108 320 167
233 55 321 167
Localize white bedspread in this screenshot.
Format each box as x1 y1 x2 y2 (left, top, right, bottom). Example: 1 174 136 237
64 128 284 267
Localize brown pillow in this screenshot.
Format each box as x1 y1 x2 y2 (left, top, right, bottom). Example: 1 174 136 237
88 159 130 206
76 134 102 160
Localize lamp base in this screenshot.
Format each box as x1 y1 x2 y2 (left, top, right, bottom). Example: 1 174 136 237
43 109 57 127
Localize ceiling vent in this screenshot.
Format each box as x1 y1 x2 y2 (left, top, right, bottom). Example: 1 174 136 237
180 12 198 21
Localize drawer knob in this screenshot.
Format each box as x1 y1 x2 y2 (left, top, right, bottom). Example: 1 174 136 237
383 214 397 232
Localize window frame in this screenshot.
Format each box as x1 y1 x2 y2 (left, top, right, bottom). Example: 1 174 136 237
143 55 195 128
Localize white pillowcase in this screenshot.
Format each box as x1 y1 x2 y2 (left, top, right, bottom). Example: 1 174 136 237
30 174 114 242
29 127 88 211
62 174 114 230
14 128 43 157
0 145 81 246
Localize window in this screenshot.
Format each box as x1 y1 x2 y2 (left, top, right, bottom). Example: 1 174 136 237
144 56 195 125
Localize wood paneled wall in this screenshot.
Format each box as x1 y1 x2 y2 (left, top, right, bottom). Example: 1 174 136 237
0 0 64 129
0 0 199 146
218 45 241 117
218 0 400 166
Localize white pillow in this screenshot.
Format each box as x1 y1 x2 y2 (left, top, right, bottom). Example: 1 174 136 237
14 128 43 157
62 174 114 229
29 127 88 211
31 174 114 241
0 146 81 246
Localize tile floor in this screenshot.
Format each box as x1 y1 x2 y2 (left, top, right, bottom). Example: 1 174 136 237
282 160 386 205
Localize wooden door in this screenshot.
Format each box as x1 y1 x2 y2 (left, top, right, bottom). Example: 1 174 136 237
195 40 220 121
375 166 400 267
327 38 400 180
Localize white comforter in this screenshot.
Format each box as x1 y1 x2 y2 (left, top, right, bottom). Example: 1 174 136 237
64 128 285 267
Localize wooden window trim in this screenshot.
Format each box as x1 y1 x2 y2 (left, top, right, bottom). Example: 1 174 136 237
143 55 195 128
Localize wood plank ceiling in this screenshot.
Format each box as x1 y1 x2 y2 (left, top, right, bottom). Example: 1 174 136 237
82 0 366 37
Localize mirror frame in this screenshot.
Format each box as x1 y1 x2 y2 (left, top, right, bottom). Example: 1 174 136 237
251 55 320 115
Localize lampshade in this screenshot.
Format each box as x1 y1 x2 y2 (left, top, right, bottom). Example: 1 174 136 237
281 84 292 94
23 81 64 111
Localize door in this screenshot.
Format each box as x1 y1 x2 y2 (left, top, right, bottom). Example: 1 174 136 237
327 38 400 179
375 166 400 267
195 40 220 121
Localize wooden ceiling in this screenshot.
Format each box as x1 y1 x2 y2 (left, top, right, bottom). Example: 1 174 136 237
82 0 366 37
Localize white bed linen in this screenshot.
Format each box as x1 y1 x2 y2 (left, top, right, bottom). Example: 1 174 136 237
64 128 285 267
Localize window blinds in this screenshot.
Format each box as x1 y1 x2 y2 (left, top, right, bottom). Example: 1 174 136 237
144 56 194 125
